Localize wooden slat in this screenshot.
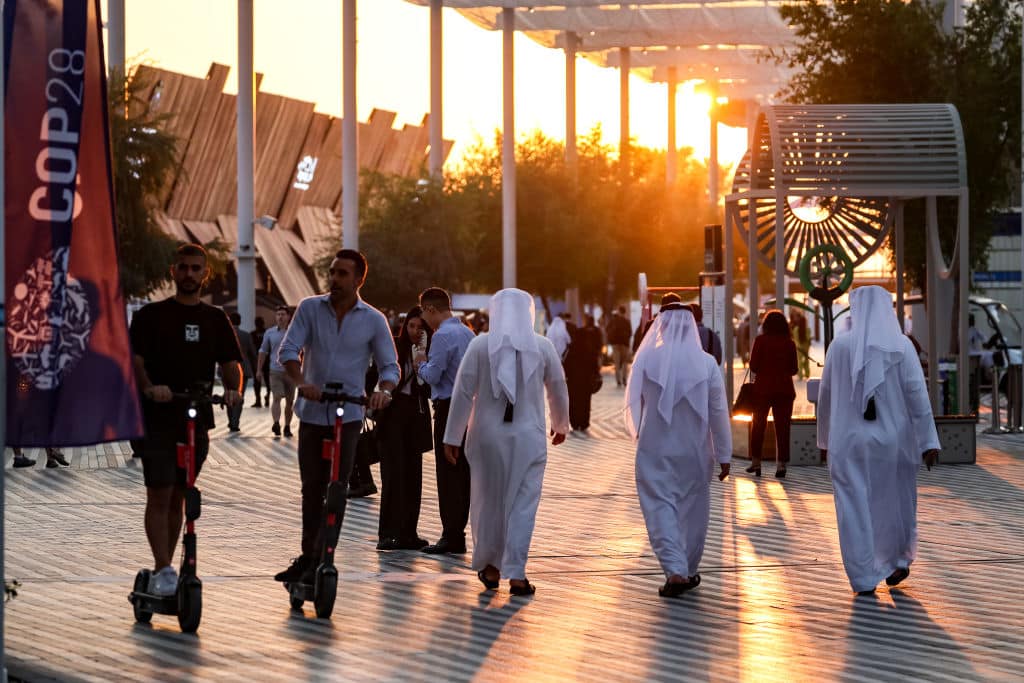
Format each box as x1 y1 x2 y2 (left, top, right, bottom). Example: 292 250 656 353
253 227 318 305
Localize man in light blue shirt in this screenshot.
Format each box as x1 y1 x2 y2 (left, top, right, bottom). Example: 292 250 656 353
273 249 399 584
416 287 476 554
257 306 295 438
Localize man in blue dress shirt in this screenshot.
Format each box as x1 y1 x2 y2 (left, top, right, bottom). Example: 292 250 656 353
273 249 400 584
416 287 477 554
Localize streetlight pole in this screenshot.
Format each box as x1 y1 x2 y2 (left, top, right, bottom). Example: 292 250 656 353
236 0 256 331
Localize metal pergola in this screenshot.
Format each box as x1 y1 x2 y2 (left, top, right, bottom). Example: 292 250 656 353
723 103 970 413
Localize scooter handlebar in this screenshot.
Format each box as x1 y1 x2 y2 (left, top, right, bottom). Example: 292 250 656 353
318 391 366 405
168 391 226 406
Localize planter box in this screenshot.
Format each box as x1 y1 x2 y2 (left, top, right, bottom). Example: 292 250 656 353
731 415 977 466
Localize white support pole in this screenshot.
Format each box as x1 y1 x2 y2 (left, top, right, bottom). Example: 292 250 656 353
0 6 7 671
895 200 905 332
926 196 940 411
428 0 443 179
1021 37 1024 328
709 88 719 210
107 0 125 75
959 192 970 414
236 0 255 332
774 191 785 313
724 204 735 401
501 7 516 288
748 199 759 325
666 66 677 187
342 0 359 249
564 32 577 174
619 47 630 182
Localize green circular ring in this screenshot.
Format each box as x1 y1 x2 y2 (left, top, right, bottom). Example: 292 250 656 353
798 244 855 294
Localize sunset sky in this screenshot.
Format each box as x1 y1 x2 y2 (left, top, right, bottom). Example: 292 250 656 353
106 0 750 169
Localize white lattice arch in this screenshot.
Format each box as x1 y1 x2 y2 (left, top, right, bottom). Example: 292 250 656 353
724 103 970 413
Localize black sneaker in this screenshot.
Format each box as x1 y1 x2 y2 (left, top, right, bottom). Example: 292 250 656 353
12 454 36 468
274 555 311 583
272 423 281 437
283 425 293 438
47 451 70 467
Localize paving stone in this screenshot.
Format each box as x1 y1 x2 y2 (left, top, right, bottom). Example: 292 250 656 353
4 375 1024 682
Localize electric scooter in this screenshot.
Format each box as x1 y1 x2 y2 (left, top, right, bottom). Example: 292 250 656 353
129 384 223 633
286 384 366 618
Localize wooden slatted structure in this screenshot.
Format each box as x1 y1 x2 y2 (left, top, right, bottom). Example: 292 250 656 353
134 64 450 306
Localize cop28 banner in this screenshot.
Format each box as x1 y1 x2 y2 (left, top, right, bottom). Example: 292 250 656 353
4 0 142 446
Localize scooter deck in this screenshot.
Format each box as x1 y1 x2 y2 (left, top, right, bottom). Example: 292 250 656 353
129 590 178 615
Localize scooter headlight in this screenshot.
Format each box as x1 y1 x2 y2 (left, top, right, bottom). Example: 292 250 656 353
336 406 344 418
188 408 197 419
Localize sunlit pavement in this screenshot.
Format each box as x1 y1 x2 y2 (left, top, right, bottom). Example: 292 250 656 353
5 372 1024 682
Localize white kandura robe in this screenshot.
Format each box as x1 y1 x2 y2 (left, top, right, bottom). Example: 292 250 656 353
443 333 570 579
634 354 732 579
817 335 940 592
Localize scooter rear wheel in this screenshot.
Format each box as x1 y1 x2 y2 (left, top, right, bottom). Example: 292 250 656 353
177 579 203 633
313 567 338 619
132 570 153 623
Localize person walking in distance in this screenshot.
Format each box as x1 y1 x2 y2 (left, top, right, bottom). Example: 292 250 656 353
272 249 399 584
227 312 258 432
251 316 267 407
257 306 296 438
688 304 723 365
607 305 633 387
415 287 476 555
746 310 798 479
817 286 940 595
564 314 603 431
129 243 243 595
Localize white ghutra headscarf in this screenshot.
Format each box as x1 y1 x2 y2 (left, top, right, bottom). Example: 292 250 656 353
487 288 541 404
625 305 710 438
545 316 571 358
848 285 905 412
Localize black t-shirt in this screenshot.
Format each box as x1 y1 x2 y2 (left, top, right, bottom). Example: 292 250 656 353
130 298 243 435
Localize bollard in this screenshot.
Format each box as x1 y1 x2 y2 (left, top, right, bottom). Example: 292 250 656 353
983 365 1008 434
1008 364 1023 433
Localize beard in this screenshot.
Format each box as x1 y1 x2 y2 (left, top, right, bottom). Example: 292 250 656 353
176 278 201 294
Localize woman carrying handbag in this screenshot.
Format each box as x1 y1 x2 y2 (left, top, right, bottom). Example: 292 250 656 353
746 310 799 478
375 307 435 550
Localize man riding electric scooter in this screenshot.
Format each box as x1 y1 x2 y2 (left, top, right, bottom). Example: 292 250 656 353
273 249 399 601
129 244 243 620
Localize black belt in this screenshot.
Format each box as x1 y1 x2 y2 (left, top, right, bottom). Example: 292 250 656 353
432 398 451 408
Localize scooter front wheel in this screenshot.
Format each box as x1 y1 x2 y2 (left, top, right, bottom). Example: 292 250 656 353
313 566 338 619
177 578 203 633
131 570 153 623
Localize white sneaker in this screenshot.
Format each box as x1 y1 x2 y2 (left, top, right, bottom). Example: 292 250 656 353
150 566 179 596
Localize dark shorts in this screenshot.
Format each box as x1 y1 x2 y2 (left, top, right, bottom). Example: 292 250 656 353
138 432 210 488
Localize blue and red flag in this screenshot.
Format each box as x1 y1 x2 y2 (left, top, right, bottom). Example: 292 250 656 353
4 0 142 446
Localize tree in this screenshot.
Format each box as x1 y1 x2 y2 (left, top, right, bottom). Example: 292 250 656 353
108 66 181 299
774 0 1022 289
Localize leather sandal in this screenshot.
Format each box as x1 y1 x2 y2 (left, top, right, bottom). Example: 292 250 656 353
477 568 499 590
509 580 535 596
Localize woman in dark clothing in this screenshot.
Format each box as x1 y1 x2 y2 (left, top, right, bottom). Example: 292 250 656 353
564 315 604 431
747 309 799 478
376 306 434 550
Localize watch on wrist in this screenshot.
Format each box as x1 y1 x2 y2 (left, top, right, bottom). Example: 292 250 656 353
381 389 392 398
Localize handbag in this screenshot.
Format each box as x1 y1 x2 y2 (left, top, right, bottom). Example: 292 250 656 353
732 367 758 416
591 372 603 394
356 416 382 466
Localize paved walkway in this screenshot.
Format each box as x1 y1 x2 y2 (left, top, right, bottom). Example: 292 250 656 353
4 374 1024 682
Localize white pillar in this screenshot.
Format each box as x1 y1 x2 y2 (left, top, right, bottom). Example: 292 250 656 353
959 192 970 414
564 32 577 173
501 7 516 288
342 0 359 249
774 191 785 313
748 199 759 324
108 0 125 75
619 47 630 181
666 66 677 187
236 0 255 332
428 0 443 178
926 196 940 410
709 90 719 210
0 6 7 669
895 200 905 332
1020 38 1024 328
724 204 735 400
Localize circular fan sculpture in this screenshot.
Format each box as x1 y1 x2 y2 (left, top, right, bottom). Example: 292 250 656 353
730 151 892 276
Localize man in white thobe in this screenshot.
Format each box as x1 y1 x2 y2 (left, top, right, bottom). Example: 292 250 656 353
817 285 940 595
627 304 732 598
545 315 571 359
443 289 570 596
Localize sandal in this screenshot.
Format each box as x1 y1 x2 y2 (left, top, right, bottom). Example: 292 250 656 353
885 568 910 587
658 574 700 597
509 580 536 596
477 569 499 590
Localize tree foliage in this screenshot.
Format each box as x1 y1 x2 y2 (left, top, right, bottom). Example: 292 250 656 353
774 0 1022 289
343 128 719 313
